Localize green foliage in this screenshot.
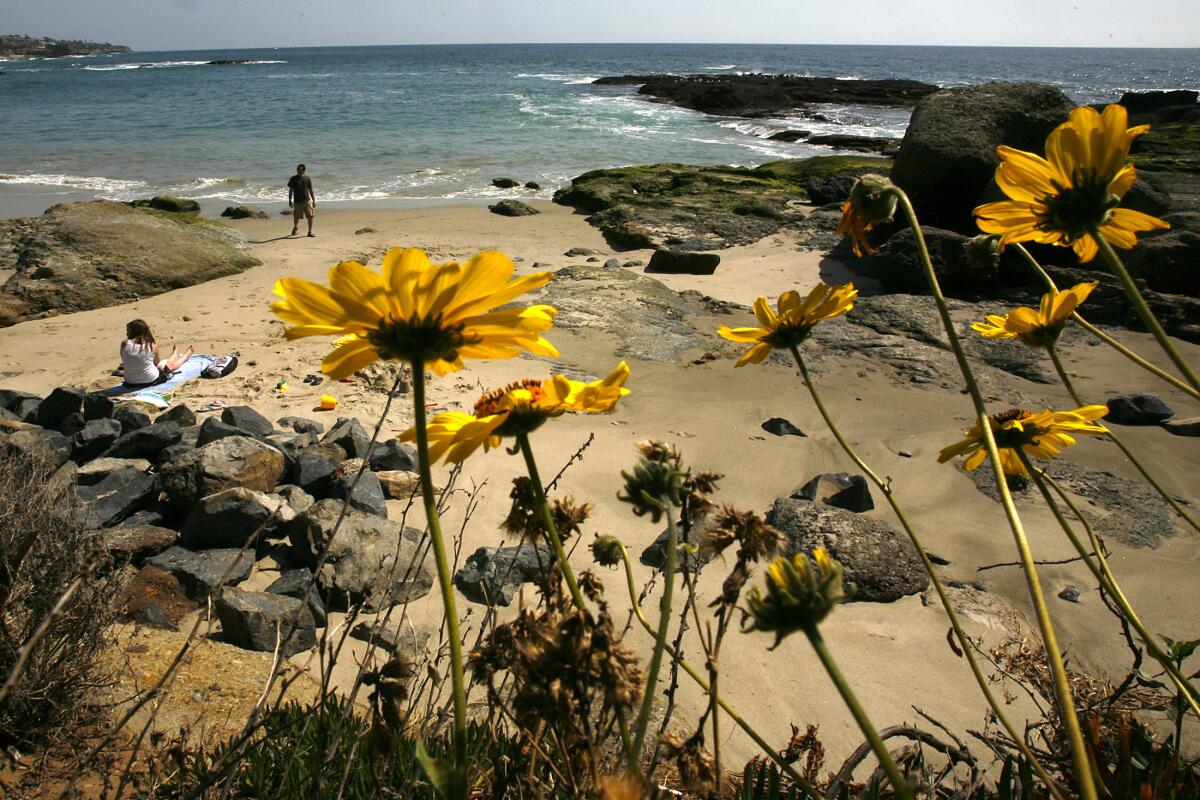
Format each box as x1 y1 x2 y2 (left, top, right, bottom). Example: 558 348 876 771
1086 717 1200 800
754 155 894 184
739 760 804 800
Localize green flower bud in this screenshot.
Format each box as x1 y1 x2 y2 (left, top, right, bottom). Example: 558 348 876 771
591 534 625 567
745 548 848 645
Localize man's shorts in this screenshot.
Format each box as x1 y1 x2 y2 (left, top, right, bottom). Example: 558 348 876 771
293 202 314 221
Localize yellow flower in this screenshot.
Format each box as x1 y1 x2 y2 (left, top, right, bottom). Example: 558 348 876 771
974 104 1169 263
971 281 1098 347
717 283 858 366
837 198 877 257
401 362 630 463
270 248 557 379
938 405 1109 476
746 548 846 644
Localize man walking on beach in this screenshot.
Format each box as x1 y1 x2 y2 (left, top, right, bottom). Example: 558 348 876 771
287 164 315 237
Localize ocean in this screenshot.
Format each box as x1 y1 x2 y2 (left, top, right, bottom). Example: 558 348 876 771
0 43 1196 218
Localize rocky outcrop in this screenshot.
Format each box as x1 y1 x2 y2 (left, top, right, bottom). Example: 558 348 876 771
0 201 260 327
159 436 287 511
144 547 255 600
594 74 937 116
215 588 316 657
890 83 1077 231
220 206 269 220
488 200 539 217
767 498 928 602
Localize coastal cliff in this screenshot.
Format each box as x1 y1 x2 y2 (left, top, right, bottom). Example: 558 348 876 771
0 34 130 58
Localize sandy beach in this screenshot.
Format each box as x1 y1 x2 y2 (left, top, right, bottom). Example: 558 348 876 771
2 198 1198 770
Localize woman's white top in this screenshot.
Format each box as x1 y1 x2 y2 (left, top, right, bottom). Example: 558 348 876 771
121 340 160 385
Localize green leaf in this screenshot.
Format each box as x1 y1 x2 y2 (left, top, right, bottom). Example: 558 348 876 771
415 740 454 800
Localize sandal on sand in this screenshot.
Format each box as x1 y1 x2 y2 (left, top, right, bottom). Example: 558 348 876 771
197 401 226 412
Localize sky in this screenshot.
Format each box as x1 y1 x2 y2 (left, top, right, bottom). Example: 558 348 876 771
3 0 1198 50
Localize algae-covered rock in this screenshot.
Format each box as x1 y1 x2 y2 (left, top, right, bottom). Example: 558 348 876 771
129 195 201 214
0 201 261 327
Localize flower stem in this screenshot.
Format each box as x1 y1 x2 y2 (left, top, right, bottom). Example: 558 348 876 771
1012 244 1200 402
1020 456 1200 720
516 433 588 613
803 625 913 800
1090 226 1200 395
616 544 823 800
893 189 1097 800
788 346 1067 800
630 501 678 770
411 359 468 799
1045 344 1200 536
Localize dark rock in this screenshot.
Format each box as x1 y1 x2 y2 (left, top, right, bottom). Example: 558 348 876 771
646 250 720 275
159 435 287 511
57 412 86 437
0 408 18 422
145 546 255 600
106 421 181 459
767 497 928 602
179 487 294 549
491 177 520 189
322 417 370 459
1106 393 1174 425
76 456 150 486
118 507 167 527
265 569 327 627
292 444 347 496
330 468 388 518
1122 173 1173 218
0 388 39 413
454 543 554 606
761 417 805 437
101 525 179 563
72 417 123 462
369 440 417 473
639 524 710 573
266 431 317 461
287 499 432 611
221 405 274 437
565 247 597 256
133 602 177 631
805 174 859 205
196 416 245 447
768 129 811 142
215 588 316 656
1058 585 1081 603
1118 90 1199 114
143 195 201 214
13 397 40 423
48 460 77 496
524 181 541 190
157 404 197 428
75 468 157 528
1118 211 1200 297
867 226 979 291
350 621 429 658
488 199 539 217
891 83 1076 231
596 74 936 116
157 442 193 464
604 258 620 268
278 415 324 435
220 205 269 220
807 134 899 154
793 473 874 512
113 405 152 435
35 386 84 429
82 392 115 421
1163 416 1200 437
3 427 72 469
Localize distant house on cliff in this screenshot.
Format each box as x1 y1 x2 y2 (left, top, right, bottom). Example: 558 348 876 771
0 34 131 58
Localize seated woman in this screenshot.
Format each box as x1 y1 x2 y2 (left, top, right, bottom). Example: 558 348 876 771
120 319 193 388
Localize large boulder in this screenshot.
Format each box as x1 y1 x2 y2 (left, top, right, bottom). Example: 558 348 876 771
76 456 150 486
196 416 248 447
646 250 721 275
75 468 158 528
35 386 85 429
221 405 275 437
72 418 123 463
106 421 182 459
287 499 432 611
793 473 874 512
113 405 152 435
488 199 540 217
766 498 928 603
3 427 73 468
453 543 554 606
215 587 316 657
370 440 417 473
292 443 347 496
330 463 388 518
890 83 1076 231
321 417 370 459
640 523 711 573
1105 393 1174 425
159 435 286 511
0 201 261 328
157 404 197 428
179 487 294 549
265 569 327 627
350 620 429 659
144 546 255 600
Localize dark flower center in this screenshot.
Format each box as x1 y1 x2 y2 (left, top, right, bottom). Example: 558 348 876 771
763 321 814 350
1041 174 1119 240
368 313 477 365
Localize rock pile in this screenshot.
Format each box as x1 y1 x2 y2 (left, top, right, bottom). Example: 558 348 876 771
0 387 434 658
